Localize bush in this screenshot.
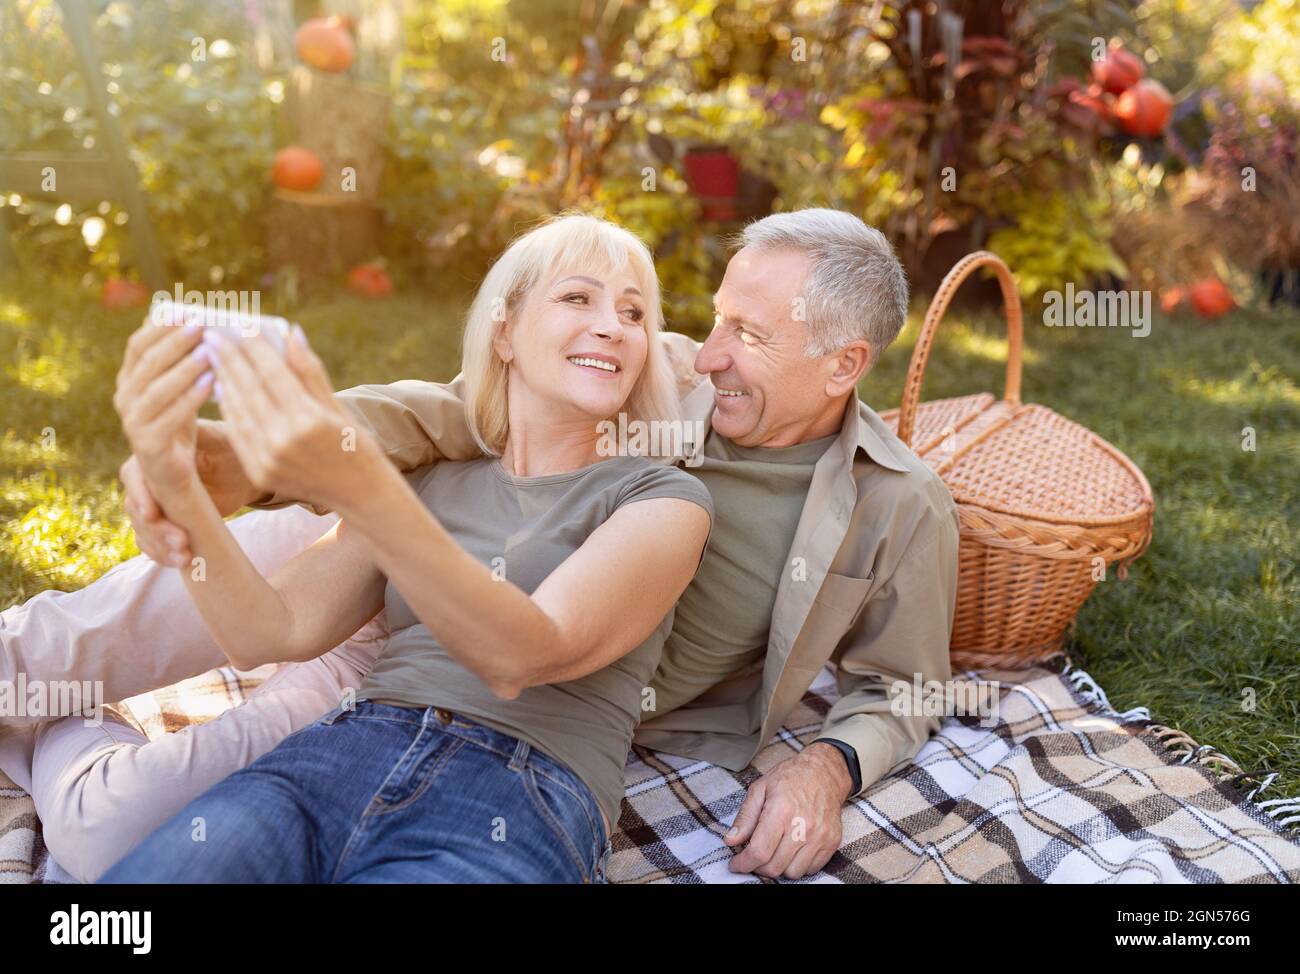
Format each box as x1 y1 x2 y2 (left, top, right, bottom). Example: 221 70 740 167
1 0 275 289
1190 82 1300 278
3 0 1297 317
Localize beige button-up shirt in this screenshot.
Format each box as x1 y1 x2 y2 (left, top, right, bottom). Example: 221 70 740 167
295 331 959 796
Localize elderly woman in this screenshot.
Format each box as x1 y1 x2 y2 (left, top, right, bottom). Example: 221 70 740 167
91 215 712 883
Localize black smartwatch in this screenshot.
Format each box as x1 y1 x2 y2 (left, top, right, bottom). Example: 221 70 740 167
817 738 862 796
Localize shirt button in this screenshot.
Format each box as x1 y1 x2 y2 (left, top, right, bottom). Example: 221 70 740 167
434 708 453 725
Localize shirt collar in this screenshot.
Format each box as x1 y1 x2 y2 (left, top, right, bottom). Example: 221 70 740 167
830 389 912 473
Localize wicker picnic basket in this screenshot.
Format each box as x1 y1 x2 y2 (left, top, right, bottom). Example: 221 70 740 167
879 252 1155 669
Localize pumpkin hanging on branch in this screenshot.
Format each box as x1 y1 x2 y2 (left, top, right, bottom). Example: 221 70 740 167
1067 42 1173 140
1115 79 1174 138
1090 45 1145 95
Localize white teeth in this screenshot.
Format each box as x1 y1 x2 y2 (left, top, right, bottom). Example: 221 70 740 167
568 356 618 372
716 388 746 397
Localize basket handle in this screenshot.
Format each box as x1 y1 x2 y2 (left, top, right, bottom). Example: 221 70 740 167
896 251 1023 447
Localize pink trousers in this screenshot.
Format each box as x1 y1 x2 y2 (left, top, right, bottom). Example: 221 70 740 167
0 506 386 882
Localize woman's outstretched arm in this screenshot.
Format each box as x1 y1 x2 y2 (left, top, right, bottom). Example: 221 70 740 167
114 317 385 670
208 330 711 699
163 483 385 669
344 475 709 697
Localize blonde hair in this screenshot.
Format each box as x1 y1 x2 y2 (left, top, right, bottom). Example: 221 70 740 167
461 213 679 456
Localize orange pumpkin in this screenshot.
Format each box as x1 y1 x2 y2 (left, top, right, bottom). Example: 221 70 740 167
295 17 355 73
101 278 150 310
273 146 323 192
1159 285 1187 313
1190 279 1234 319
347 262 392 298
1115 79 1173 138
1090 46 1145 95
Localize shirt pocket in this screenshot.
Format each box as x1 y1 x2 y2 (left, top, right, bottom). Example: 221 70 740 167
812 571 874 628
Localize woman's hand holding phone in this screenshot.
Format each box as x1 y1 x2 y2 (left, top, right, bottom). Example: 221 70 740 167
114 313 216 513
205 324 380 514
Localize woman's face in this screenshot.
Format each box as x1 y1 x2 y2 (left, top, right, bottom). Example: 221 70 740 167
496 263 651 424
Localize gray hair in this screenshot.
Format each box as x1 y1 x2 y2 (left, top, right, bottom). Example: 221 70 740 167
738 209 908 364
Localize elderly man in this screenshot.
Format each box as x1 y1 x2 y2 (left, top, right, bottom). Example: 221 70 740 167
1 209 957 881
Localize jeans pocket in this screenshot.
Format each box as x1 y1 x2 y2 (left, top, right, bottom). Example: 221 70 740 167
593 838 613 885
524 766 601 883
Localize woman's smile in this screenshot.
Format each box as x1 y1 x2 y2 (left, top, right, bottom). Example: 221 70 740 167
566 352 622 377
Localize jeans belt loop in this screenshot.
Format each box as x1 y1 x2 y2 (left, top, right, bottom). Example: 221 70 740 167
321 701 346 725
507 736 530 772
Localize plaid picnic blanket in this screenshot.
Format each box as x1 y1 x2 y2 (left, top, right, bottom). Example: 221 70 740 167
3 659 1297 884
614 663 1300 882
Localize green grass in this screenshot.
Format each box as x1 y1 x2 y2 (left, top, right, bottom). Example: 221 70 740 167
2 273 1298 802
0 279 470 602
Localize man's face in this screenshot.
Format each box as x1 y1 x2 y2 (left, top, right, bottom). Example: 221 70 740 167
695 245 863 448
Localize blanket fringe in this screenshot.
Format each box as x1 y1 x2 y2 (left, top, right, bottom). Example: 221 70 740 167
1061 662 1151 723
1061 659 1300 836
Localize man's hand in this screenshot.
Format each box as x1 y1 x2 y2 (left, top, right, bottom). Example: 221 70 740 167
121 419 262 567
724 742 852 880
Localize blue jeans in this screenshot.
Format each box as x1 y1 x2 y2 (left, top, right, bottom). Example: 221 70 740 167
99 701 612 883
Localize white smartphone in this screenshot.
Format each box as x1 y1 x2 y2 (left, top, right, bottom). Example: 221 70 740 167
148 297 293 357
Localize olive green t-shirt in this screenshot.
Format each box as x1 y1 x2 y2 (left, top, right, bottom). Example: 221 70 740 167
644 429 838 716
355 455 714 829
